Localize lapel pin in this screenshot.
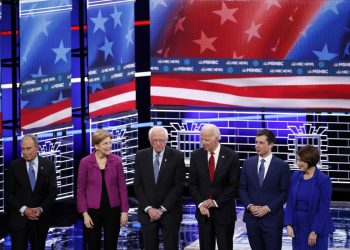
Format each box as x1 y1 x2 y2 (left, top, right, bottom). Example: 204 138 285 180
222 156 225 158
164 159 167 162
41 167 43 170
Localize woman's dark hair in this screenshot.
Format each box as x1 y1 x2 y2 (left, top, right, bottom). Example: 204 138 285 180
298 145 320 168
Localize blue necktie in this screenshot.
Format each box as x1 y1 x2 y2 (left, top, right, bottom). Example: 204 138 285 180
154 154 160 183
258 159 265 187
28 161 36 191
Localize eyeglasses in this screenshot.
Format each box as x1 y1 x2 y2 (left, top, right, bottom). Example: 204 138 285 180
151 139 166 144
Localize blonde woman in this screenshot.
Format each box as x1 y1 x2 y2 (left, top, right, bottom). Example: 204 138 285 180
77 129 128 249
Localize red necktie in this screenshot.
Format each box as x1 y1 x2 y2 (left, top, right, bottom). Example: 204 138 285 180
209 152 215 183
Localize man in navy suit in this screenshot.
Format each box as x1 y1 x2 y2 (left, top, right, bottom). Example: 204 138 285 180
134 126 185 250
188 124 240 250
6 135 57 250
239 129 290 250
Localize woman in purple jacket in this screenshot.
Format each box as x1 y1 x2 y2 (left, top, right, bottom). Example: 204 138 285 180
284 145 334 250
77 129 129 250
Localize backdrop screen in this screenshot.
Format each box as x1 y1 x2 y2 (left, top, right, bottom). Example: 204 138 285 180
150 0 350 110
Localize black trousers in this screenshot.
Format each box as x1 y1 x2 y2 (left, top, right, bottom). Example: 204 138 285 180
85 206 121 250
11 220 49 250
141 221 180 250
198 218 235 250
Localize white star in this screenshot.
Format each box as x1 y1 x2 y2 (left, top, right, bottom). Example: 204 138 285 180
245 21 262 42
174 16 186 34
125 26 134 47
322 0 343 15
265 0 281 11
151 0 167 11
212 2 238 25
91 10 108 33
111 5 122 28
52 40 71 63
193 31 217 54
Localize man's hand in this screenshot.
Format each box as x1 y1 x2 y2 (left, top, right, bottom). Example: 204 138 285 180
250 205 269 217
148 207 162 221
203 199 216 209
199 203 210 217
24 208 39 220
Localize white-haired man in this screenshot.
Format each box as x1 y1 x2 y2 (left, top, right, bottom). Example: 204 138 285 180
189 124 240 250
134 126 185 250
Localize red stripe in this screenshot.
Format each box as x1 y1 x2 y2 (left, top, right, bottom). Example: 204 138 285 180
151 96 232 107
89 81 135 102
1 30 19 36
135 20 150 26
89 101 136 118
71 25 87 31
21 99 71 128
151 77 350 99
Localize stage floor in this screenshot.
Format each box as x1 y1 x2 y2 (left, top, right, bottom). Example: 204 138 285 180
1 200 349 249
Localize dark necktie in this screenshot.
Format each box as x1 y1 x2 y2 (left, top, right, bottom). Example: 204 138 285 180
258 159 265 187
28 161 36 191
209 152 215 183
154 153 160 183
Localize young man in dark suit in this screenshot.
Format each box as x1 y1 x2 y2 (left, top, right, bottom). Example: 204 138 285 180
134 126 185 250
6 134 57 250
188 124 240 250
239 128 291 250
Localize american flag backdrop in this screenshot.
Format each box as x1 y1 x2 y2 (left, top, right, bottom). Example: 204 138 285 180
87 0 135 118
150 0 350 109
20 0 72 130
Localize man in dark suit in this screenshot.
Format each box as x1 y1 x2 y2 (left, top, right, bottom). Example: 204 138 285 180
6 134 57 250
239 128 291 250
134 126 185 250
188 124 240 250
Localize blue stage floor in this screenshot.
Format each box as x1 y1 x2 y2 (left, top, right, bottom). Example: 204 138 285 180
1 201 349 249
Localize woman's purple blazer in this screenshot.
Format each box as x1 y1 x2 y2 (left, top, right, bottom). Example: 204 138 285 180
77 152 129 213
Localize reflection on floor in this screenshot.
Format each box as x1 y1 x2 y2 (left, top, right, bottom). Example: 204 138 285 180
0 201 349 249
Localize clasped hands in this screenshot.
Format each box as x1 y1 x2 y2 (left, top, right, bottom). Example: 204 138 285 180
24 207 42 220
148 207 164 222
199 199 216 218
249 205 269 217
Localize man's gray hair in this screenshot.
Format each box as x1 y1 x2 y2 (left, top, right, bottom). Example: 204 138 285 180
22 134 39 146
201 124 221 140
148 126 168 140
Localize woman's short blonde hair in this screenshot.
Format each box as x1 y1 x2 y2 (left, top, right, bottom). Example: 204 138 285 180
92 129 112 146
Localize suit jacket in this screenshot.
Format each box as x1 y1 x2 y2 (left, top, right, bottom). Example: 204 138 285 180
133 146 185 224
6 156 57 231
284 168 335 236
188 146 240 225
77 152 129 213
239 155 290 228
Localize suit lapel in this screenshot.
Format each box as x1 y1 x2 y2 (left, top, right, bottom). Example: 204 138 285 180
250 156 260 188
146 148 157 187
213 147 225 183
198 149 211 183
35 157 45 192
20 160 33 191
157 147 168 183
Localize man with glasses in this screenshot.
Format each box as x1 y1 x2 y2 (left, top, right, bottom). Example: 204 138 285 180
134 126 185 250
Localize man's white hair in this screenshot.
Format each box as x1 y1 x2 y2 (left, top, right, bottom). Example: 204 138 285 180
201 124 221 140
148 126 168 140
